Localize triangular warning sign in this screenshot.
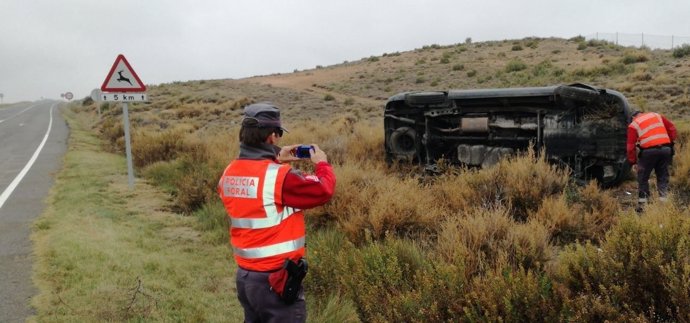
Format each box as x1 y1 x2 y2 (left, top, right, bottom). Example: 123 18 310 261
101 54 146 92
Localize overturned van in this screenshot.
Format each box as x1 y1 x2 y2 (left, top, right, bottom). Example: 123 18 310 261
384 83 633 186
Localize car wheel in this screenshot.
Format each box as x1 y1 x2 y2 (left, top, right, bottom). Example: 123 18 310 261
389 127 417 158
405 91 447 106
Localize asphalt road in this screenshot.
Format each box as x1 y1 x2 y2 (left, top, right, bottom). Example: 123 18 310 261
0 101 68 322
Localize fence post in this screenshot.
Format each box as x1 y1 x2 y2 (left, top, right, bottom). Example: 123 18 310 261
672 35 674 49
641 33 644 47
616 32 618 45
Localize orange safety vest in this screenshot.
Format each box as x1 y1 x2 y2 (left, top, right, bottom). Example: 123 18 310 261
218 159 305 271
629 112 671 149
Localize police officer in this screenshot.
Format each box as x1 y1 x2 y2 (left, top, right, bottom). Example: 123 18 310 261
218 102 336 323
627 110 677 212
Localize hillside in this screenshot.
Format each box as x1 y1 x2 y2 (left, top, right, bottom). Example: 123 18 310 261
111 36 690 135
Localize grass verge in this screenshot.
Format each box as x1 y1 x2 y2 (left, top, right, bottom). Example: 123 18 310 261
30 107 242 322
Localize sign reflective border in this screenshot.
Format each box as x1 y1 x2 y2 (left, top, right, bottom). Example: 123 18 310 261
101 93 148 102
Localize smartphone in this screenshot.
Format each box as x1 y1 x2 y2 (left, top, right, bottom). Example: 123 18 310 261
295 145 313 158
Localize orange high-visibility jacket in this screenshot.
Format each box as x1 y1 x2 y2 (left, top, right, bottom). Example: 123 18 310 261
629 112 671 149
218 159 305 271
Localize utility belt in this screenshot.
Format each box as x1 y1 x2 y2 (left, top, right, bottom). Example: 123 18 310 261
267 258 308 305
640 143 672 150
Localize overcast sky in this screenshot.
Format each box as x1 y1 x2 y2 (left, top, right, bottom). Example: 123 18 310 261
1 0 689 103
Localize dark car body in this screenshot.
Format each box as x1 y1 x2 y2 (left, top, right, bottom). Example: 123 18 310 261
384 83 633 186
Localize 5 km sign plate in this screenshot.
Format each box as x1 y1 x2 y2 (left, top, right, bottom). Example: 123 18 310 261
101 93 148 102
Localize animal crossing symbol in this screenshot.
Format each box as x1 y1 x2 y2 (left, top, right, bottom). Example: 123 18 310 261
101 54 146 92
117 70 133 85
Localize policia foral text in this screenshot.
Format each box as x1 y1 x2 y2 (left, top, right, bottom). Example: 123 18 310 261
218 103 336 323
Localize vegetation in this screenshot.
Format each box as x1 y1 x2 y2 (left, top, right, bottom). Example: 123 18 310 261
673 44 690 58
36 37 690 322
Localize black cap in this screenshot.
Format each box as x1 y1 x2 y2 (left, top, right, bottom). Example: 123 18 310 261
242 102 288 132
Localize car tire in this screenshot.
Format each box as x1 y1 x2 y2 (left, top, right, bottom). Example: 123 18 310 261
405 91 447 106
389 127 417 157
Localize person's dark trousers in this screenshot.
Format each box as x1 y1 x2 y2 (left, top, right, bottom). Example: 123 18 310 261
637 146 673 202
236 267 306 323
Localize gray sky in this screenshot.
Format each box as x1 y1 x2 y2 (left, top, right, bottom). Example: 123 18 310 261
1 0 689 103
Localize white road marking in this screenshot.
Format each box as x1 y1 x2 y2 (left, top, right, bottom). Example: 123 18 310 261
0 104 37 125
0 103 55 209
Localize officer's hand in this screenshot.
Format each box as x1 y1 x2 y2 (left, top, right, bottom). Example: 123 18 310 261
277 144 302 163
309 144 328 164
632 164 637 172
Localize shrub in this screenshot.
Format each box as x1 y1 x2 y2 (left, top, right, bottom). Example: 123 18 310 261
672 44 690 58
511 44 523 51
452 64 464 71
531 183 619 245
577 42 587 50
435 206 552 276
324 94 336 101
569 35 585 42
463 267 564 322
467 70 477 77
505 59 528 73
620 51 650 64
415 77 426 84
552 210 690 321
131 129 189 168
532 60 553 77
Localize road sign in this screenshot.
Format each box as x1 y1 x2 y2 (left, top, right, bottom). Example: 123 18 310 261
101 54 146 92
64 92 73 100
101 93 148 102
90 89 102 102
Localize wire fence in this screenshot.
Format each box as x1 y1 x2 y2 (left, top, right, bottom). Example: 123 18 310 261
585 32 690 50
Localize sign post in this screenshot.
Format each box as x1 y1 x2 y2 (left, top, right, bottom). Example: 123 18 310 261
100 54 147 190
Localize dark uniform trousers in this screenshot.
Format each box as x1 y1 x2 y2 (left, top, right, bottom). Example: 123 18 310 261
637 146 673 200
236 267 306 323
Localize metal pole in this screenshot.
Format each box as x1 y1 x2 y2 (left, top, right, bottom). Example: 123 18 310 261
671 35 674 49
641 33 644 47
122 102 135 189
616 32 618 45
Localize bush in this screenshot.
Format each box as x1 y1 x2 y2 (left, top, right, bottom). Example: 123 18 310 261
672 44 690 58
505 59 528 73
452 64 464 71
620 51 650 64
552 210 690 321
131 129 189 168
467 70 477 77
324 94 336 101
463 267 564 322
532 183 618 245
511 44 523 51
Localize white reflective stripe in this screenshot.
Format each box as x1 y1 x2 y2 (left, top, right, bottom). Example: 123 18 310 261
638 121 665 137
636 112 658 123
233 236 305 259
229 163 300 229
640 133 670 146
638 198 648 203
